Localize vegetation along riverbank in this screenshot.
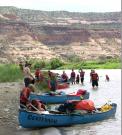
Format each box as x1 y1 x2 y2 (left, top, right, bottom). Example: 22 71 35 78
0 58 121 83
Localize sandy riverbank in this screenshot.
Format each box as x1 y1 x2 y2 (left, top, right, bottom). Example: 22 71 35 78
0 82 24 134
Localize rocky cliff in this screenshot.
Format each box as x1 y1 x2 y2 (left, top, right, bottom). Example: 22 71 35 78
0 6 121 63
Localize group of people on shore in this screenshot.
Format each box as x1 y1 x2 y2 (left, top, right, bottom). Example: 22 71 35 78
19 61 110 90
19 61 110 113
19 61 46 112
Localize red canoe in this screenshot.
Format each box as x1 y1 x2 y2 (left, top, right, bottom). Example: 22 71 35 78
48 80 69 90
57 83 69 90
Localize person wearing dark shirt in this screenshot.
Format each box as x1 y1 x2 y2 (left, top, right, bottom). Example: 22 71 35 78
105 75 110 81
61 71 68 82
49 73 57 92
48 70 53 78
79 69 85 85
90 69 94 83
90 70 99 89
70 69 76 84
76 74 80 84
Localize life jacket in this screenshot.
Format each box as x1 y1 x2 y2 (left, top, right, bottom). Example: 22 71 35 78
61 74 68 80
71 72 75 78
20 87 31 104
76 89 86 95
35 69 40 77
80 71 85 78
91 73 98 81
75 100 95 111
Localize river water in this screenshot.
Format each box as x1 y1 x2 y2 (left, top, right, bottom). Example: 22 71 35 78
0 69 121 135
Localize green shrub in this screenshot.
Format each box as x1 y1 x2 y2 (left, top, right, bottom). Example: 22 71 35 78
35 80 49 92
66 54 81 63
50 58 63 69
0 64 23 82
33 60 46 69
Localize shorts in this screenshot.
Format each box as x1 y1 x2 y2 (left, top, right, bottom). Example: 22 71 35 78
81 78 84 83
20 101 26 108
92 80 98 87
24 77 35 87
24 78 31 87
71 77 75 82
50 81 56 91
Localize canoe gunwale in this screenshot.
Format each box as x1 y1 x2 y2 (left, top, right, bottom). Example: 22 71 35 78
19 103 117 116
29 92 90 104
19 103 117 128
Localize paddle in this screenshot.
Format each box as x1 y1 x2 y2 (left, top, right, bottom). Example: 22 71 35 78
20 103 27 109
29 103 63 114
20 103 43 114
29 103 45 114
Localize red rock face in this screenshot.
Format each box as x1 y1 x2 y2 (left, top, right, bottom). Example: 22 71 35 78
96 30 120 38
0 20 121 63
38 29 91 45
38 30 120 45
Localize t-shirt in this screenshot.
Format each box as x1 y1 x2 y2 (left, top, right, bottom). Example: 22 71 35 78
80 71 85 78
23 67 33 80
71 71 76 78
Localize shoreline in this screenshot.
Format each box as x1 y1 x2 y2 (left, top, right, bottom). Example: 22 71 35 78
0 82 23 134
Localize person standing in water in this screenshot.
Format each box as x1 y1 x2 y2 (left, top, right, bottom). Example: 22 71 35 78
79 69 85 85
90 70 99 89
49 73 57 92
76 74 80 84
105 75 110 81
90 69 94 83
61 71 68 82
70 69 76 84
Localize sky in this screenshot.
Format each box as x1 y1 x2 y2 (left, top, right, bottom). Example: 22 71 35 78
0 0 121 12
